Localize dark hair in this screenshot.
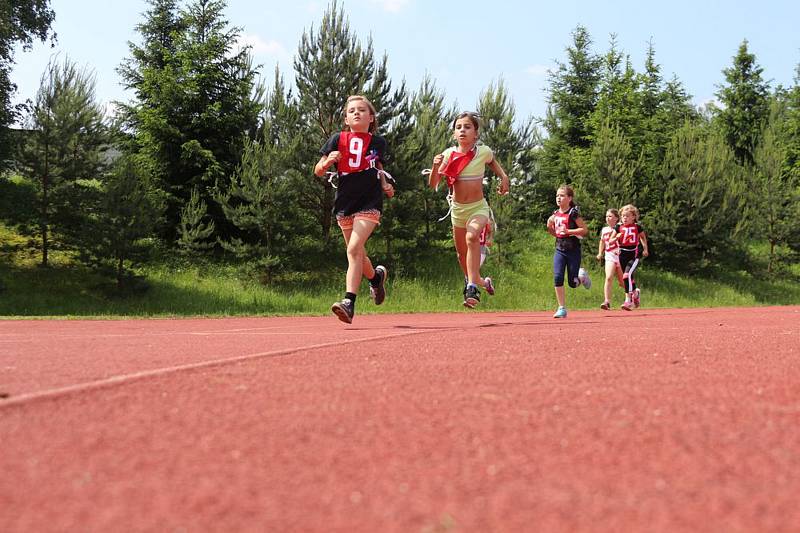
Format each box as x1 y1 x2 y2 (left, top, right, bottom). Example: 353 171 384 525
557 184 576 208
607 208 620 220
452 111 480 130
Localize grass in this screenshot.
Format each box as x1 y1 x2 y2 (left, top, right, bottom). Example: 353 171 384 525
1 223 799 318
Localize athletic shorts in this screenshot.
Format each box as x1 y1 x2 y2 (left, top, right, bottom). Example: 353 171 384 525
451 198 491 229
336 209 381 230
605 250 620 264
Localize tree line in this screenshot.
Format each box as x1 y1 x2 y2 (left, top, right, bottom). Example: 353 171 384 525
3 0 800 288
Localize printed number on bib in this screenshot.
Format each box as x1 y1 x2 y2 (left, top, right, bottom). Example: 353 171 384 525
621 226 636 245
349 137 364 168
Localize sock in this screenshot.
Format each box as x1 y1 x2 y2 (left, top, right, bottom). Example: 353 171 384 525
467 282 479 289
625 292 631 302
345 292 357 305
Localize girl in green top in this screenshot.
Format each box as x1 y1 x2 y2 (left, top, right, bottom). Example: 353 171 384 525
428 112 510 308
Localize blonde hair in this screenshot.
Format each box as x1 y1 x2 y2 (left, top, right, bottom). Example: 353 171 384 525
343 95 377 133
620 204 640 221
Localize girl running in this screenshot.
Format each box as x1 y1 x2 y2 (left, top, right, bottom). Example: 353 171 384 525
597 208 625 310
546 185 591 318
427 112 510 308
614 204 649 311
314 95 395 324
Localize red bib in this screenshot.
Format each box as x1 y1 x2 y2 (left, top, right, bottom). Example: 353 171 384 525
441 147 477 186
336 131 373 174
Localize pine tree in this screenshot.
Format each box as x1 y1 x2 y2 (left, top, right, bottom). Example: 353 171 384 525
649 123 746 270
118 0 261 241
715 40 770 166
749 98 800 271
75 155 165 288
178 186 215 255
18 57 107 266
476 80 538 255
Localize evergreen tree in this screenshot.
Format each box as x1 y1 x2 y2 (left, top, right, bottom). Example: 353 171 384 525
544 25 602 149
0 0 55 169
18 57 107 267
75 156 165 288
749 99 800 271
648 123 746 270
178 186 215 255
577 119 640 226
715 40 770 166
540 25 602 193
397 76 453 251
477 80 538 254
118 0 261 241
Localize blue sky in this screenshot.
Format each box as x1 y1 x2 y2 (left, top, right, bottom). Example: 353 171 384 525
11 0 800 125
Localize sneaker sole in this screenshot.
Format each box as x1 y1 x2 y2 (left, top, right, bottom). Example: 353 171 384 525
621 305 632 312
463 297 479 308
600 303 610 310
331 304 353 324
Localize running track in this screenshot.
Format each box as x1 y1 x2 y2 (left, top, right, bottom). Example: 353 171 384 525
1 307 799 532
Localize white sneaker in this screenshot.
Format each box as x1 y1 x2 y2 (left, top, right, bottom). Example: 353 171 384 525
578 268 591 290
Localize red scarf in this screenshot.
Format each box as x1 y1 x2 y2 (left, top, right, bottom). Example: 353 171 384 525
441 146 477 186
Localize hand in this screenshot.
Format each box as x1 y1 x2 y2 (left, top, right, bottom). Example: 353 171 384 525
642 250 649 258
432 154 444 167
497 176 510 195
596 254 602 261
325 151 341 168
382 183 395 198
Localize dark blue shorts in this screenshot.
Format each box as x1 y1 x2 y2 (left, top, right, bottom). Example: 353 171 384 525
554 247 581 288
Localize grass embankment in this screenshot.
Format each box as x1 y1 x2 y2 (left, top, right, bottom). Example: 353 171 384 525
1 223 798 319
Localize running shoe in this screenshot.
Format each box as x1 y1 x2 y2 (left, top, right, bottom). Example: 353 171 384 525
621 301 633 311
464 284 481 308
600 301 610 310
578 267 592 290
633 288 641 308
553 306 567 318
369 265 388 305
484 277 495 296
331 298 355 324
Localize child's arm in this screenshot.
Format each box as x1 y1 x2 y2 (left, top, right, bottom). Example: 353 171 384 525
597 234 605 261
488 159 510 195
376 161 395 198
640 233 649 257
428 153 444 189
572 216 590 238
314 151 340 177
546 215 557 237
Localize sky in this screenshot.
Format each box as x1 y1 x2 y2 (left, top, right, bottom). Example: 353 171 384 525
10 0 800 126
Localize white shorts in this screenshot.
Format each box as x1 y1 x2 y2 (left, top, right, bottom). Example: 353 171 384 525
605 251 620 264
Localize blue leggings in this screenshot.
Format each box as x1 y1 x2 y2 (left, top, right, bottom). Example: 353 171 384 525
554 247 581 288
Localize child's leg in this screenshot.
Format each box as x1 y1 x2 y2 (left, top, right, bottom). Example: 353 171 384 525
452 226 469 279
341 227 376 282
553 250 567 307
344 219 378 294
604 260 617 303
465 215 488 286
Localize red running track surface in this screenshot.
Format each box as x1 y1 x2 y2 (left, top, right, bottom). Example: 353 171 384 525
1 307 799 532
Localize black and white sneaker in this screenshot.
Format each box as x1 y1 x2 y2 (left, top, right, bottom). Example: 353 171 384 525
369 265 388 305
331 298 355 324
463 284 481 308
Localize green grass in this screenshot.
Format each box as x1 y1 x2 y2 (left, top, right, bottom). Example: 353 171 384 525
1 224 799 318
